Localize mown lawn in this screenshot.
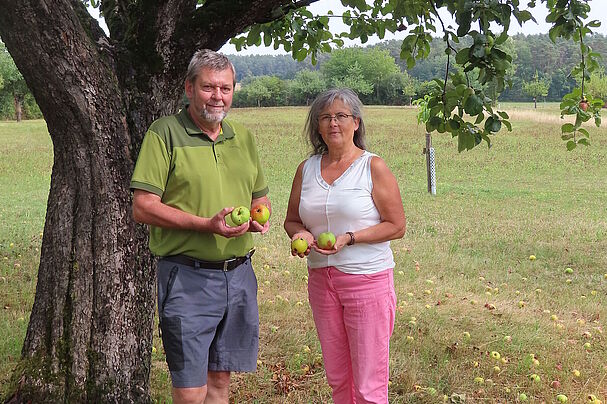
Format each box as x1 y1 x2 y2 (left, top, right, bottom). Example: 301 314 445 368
1 105 606 403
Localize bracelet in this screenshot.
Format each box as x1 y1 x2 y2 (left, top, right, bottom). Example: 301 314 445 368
346 231 355 246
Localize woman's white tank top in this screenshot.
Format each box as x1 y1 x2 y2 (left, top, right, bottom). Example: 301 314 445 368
299 151 395 274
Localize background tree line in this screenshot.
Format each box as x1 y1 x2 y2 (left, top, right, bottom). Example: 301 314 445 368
2 34 606 119
232 33 607 108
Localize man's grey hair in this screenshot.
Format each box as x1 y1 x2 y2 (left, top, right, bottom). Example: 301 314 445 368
304 88 367 156
186 49 236 86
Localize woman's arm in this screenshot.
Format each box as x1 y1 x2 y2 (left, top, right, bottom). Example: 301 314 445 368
284 161 314 256
323 156 405 252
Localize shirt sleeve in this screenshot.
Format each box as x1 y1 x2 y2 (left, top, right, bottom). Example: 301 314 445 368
250 131 269 199
130 130 171 196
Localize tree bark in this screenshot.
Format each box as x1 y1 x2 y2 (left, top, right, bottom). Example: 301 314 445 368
0 0 308 401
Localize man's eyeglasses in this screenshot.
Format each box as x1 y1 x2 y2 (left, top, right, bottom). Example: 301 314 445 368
318 113 355 124
201 84 233 94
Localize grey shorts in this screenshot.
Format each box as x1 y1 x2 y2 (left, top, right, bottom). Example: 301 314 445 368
157 256 259 388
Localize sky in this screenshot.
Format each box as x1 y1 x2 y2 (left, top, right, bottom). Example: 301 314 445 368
89 1 606 55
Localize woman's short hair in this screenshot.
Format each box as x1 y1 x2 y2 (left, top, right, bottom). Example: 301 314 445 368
304 88 366 155
186 49 236 86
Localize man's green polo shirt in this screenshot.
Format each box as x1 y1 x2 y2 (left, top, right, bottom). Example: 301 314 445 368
130 107 268 261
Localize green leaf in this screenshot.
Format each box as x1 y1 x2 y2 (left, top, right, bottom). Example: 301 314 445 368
485 117 502 132
464 94 484 116
566 140 576 151
577 138 590 146
561 123 575 133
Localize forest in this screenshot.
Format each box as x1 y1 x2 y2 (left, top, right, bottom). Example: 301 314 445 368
1 34 607 118
230 33 607 107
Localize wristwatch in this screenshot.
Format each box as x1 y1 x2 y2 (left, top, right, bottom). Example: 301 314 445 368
346 231 355 246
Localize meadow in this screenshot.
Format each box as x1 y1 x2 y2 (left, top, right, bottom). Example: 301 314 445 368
1 104 606 403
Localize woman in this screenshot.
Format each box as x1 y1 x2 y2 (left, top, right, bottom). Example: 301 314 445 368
284 88 406 403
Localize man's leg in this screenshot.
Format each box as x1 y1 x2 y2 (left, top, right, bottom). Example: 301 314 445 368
205 371 231 403
172 386 207 404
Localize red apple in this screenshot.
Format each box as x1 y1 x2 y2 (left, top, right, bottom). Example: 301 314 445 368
251 204 270 225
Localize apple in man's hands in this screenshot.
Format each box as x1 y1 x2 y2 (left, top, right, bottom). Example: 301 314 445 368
231 206 250 225
251 204 270 225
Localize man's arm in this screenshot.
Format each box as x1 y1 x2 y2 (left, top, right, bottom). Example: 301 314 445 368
132 189 250 238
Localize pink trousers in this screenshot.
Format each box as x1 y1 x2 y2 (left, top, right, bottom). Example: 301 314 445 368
307 266 396 404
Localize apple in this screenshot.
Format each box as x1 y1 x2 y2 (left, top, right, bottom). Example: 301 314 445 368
530 374 540 383
529 255 536 261
474 376 484 384
565 267 574 274
490 351 501 360
519 393 528 401
291 238 308 254
579 99 589 112
550 380 561 389
557 394 568 403
573 369 581 377
317 231 336 249
231 206 250 225
493 366 501 373
251 204 270 225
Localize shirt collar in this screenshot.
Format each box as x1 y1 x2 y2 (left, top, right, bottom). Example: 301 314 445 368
178 106 235 141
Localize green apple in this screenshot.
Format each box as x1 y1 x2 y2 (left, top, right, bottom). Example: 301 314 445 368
556 394 568 403
251 204 270 225
565 267 574 274
490 351 501 360
317 231 336 249
291 238 308 255
519 393 528 401
231 206 250 225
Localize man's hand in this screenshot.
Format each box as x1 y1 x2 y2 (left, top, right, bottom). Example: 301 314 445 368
211 207 250 238
249 220 270 234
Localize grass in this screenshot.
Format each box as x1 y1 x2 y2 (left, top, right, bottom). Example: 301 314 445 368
1 105 607 403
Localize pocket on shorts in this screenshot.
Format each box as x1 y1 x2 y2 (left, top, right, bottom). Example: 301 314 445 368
160 316 185 372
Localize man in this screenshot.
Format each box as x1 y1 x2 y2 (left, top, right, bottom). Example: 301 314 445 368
131 49 270 404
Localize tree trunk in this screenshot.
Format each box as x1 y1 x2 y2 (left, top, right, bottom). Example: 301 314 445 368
534 96 537 109
0 0 302 401
0 1 162 401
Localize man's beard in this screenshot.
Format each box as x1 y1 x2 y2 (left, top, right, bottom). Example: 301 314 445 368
200 107 227 123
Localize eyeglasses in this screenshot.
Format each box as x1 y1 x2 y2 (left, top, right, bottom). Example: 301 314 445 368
201 84 233 94
318 113 355 124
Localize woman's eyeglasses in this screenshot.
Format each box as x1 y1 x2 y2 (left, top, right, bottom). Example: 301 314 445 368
318 113 354 124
